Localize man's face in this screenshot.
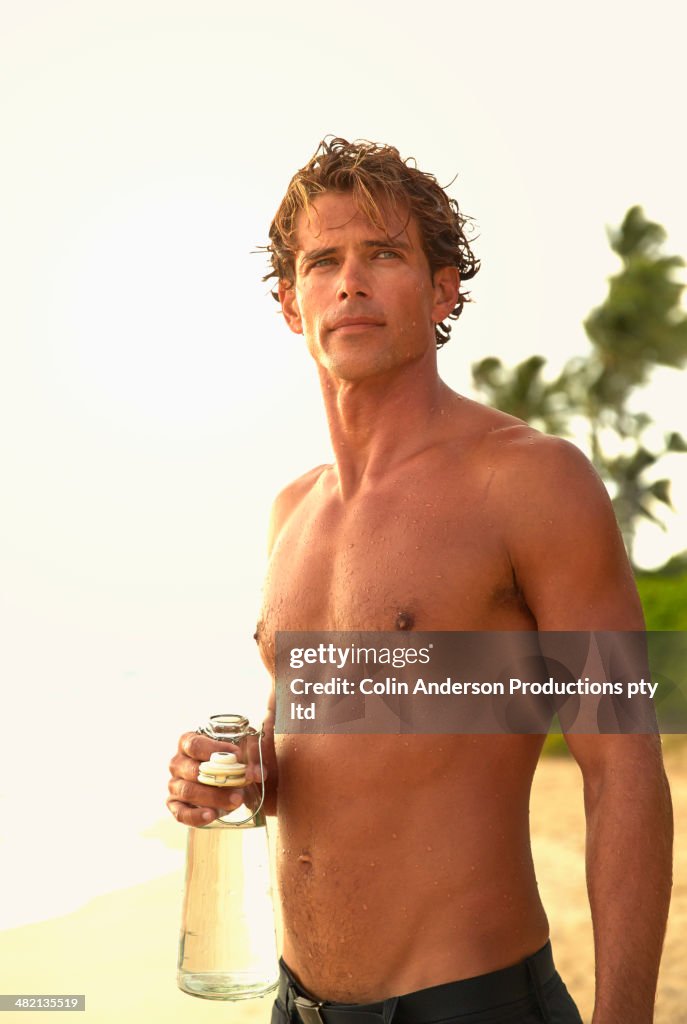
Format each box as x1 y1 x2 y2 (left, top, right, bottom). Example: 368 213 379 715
278 191 458 382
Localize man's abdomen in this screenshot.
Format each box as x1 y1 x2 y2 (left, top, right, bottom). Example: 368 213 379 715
274 733 550 1003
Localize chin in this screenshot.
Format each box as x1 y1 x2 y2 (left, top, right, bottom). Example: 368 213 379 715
330 346 424 378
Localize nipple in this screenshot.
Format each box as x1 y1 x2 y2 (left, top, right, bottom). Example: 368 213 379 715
395 610 414 631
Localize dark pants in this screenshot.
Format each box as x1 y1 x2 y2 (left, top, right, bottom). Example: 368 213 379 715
271 942 583 1024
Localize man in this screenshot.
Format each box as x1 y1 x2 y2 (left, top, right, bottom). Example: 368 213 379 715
168 138 673 1023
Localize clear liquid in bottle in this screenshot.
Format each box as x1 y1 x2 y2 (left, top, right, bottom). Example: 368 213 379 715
177 717 279 1000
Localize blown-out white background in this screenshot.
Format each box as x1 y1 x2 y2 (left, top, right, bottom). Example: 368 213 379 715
1 1 686 929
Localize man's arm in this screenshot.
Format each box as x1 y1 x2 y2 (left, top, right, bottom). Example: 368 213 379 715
499 430 673 1024
565 732 672 1023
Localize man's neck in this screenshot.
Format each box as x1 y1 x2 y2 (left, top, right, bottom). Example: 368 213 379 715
316 354 457 498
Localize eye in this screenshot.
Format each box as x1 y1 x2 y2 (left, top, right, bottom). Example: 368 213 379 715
311 256 336 269
374 249 400 260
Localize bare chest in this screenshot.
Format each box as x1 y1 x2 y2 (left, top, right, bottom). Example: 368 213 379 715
256 470 533 671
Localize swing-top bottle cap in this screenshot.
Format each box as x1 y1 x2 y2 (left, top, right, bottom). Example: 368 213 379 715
198 751 247 787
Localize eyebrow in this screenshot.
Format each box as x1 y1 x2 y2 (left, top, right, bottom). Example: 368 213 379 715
299 238 412 266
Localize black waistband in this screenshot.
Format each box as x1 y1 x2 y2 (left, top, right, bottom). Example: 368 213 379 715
278 941 557 1024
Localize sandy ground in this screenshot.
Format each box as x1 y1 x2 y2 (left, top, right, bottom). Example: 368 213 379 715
530 739 686 1023
1 743 684 1023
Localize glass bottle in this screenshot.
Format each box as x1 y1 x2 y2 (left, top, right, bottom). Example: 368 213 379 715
177 713 279 1001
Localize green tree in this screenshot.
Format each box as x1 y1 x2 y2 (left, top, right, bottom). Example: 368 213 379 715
472 207 687 567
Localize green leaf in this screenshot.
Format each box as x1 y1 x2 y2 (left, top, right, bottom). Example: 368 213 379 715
649 479 673 508
667 432 687 452
625 447 658 480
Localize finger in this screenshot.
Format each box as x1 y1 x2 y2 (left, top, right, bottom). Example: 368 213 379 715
179 732 240 762
167 799 221 827
167 796 245 826
168 752 205 782
241 756 264 783
168 777 246 810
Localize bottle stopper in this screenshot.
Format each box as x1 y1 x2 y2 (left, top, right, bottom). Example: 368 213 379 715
197 751 247 787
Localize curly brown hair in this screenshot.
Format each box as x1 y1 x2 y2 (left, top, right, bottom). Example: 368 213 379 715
263 137 480 348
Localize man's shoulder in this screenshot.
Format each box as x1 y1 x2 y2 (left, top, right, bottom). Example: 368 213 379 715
453 405 615 544
273 463 332 507
491 425 606 501
465 414 642 629
450 397 590 483
266 464 332 552
470 407 597 494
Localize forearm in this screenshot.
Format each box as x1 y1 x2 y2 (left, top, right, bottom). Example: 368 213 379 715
584 744 673 1023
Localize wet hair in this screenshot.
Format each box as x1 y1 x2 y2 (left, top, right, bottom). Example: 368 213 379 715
263 137 480 348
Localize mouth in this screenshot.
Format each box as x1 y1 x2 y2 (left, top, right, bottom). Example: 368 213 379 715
329 318 385 334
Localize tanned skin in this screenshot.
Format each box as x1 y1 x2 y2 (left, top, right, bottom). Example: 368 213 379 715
168 192 673 1020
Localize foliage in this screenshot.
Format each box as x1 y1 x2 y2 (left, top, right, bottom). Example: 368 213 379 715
472 207 687 567
474 209 687 754
636 568 687 630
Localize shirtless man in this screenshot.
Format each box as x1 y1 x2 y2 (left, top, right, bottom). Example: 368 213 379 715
168 139 673 1023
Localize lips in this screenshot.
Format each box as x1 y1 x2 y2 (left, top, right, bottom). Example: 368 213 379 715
329 317 385 331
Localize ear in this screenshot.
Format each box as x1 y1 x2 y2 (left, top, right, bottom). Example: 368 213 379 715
278 280 303 335
431 266 460 324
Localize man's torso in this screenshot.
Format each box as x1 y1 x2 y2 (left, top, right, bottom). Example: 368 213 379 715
257 404 551 1002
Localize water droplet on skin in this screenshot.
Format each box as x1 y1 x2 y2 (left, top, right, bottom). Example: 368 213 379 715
370 861 376 867
392 833 397 839
362 904 367 911
426 845 432 852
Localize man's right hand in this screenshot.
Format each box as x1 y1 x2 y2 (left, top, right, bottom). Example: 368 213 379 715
167 731 263 827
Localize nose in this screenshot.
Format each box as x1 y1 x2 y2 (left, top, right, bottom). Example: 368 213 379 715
336 256 371 301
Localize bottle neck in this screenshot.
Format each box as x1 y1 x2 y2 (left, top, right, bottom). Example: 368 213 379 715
200 714 252 742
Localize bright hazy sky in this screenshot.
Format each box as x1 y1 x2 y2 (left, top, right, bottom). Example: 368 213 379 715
1 1 686 927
